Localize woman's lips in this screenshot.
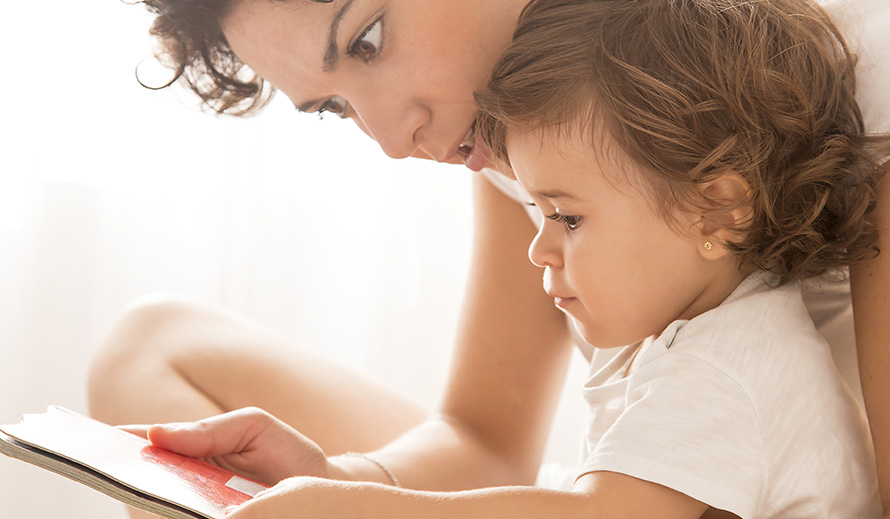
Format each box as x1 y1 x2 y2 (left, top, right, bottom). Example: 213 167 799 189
457 132 492 172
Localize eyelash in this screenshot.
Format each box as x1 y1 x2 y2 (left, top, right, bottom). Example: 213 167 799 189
546 212 582 231
348 16 384 62
317 96 348 119
316 16 385 120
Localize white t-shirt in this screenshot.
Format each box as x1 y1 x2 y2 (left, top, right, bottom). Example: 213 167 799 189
578 272 879 518
827 0 890 137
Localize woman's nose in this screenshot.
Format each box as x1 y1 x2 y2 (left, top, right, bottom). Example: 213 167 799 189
351 96 431 160
528 225 562 268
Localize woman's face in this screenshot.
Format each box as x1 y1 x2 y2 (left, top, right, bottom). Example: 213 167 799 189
221 0 527 172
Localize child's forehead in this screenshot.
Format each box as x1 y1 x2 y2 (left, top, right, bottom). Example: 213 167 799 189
506 123 629 175
507 125 649 196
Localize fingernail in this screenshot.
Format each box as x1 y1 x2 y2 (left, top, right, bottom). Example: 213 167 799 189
153 423 190 433
224 505 238 515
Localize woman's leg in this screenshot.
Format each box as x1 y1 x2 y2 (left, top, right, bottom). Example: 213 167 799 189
88 294 430 456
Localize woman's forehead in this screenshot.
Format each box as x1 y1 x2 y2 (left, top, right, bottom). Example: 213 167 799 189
221 0 344 95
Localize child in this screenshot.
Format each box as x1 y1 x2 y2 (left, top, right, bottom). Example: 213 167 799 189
473 0 890 516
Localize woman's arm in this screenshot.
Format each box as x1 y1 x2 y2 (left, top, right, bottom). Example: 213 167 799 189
340 173 576 489
851 162 890 518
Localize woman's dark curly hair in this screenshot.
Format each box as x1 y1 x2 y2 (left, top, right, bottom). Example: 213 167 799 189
135 0 331 116
476 0 890 283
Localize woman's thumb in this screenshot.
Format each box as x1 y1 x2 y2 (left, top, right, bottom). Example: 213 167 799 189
146 421 215 457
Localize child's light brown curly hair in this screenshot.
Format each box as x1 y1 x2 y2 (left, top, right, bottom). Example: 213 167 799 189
476 0 890 283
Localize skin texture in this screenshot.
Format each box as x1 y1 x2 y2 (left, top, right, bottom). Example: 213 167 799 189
87 0 890 517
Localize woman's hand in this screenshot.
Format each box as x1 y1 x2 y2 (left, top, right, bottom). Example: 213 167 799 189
124 407 338 486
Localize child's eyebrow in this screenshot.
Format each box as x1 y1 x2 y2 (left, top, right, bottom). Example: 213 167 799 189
530 189 581 201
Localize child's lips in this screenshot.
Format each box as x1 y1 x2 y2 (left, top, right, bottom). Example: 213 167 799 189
546 289 576 309
553 296 576 309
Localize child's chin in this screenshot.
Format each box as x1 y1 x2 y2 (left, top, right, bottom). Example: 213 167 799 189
571 319 600 348
574 320 627 350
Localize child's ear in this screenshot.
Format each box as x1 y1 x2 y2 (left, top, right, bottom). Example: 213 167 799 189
695 172 752 260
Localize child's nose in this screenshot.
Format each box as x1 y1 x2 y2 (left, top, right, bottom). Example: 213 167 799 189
528 227 562 268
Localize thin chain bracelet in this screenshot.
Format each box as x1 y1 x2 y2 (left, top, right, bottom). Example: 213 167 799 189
343 452 402 488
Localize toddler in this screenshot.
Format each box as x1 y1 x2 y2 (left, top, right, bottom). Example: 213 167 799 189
475 0 890 516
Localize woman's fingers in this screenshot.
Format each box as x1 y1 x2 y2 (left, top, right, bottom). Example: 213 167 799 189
139 407 330 485
145 407 274 459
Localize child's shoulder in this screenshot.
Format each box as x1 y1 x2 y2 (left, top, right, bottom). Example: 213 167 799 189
634 271 833 391
679 271 815 356
600 271 876 519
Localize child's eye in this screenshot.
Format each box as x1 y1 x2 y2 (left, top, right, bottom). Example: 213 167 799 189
349 17 383 62
547 212 582 231
317 95 349 119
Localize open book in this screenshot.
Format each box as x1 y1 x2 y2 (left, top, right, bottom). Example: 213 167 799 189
0 406 268 519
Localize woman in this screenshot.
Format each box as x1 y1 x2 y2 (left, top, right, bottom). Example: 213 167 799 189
88 0 890 517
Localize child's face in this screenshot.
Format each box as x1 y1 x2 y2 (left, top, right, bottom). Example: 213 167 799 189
508 128 733 348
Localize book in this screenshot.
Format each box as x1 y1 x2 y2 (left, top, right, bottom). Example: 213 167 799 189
0 406 268 519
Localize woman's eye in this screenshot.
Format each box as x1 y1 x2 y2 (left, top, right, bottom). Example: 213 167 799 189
349 18 383 62
318 95 348 119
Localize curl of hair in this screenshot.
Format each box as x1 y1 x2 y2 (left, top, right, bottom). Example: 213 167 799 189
134 0 332 116
476 0 890 283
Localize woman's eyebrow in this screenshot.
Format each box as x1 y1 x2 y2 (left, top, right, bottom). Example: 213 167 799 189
323 0 357 72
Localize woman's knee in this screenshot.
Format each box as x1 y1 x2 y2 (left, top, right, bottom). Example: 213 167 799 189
87 294 214 412
94 293 210 360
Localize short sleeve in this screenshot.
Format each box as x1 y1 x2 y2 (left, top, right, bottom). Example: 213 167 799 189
855 0 890 138
580 353 766 519
823 0 890 138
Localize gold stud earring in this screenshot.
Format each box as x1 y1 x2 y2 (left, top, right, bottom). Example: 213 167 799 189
703 241 713 251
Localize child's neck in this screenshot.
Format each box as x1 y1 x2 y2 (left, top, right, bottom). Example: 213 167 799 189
625 265 753 377
676 263 753 323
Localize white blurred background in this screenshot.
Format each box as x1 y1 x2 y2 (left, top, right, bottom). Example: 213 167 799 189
0 2 586 518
